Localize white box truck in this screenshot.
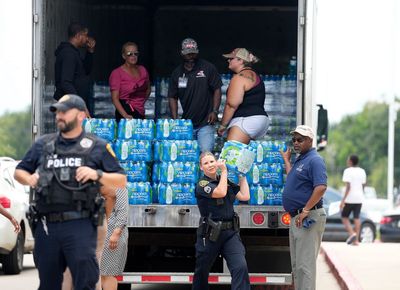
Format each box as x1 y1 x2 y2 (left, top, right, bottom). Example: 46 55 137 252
31 0 323 288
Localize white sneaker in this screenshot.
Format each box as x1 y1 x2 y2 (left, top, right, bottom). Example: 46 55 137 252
346 233 357 245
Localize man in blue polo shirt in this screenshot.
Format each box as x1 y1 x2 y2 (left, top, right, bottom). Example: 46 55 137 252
281 125 327 290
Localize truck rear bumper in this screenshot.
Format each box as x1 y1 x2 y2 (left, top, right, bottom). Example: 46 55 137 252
117 272 292 285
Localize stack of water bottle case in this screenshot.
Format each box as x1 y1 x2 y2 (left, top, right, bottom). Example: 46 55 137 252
82 118 287 206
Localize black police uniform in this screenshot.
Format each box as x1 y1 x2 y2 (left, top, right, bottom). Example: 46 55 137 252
16 131 124 290
192 175 250 290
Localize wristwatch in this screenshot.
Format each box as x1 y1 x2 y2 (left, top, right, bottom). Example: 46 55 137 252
96 169 103 181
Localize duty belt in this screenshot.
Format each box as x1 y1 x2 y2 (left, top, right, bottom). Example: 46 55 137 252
42 210 91 222
220 221 234 230
289 204 323 218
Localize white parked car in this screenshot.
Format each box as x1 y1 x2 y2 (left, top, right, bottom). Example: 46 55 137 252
0 157 34 274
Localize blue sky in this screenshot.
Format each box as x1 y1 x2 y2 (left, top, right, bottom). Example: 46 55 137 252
1 0 399 124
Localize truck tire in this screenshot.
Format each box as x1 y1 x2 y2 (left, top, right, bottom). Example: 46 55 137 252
2 230 25 274
117 284 131 290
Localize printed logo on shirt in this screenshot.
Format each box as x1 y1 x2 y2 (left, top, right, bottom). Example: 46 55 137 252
296 163 305 172
196 70 206 78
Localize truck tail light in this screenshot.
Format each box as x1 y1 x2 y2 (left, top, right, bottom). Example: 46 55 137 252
0 196 11 208
252 212 265 225
380 217 392 225
281 213 291 226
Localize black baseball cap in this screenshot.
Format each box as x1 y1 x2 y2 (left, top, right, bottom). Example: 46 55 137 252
50 94 87 112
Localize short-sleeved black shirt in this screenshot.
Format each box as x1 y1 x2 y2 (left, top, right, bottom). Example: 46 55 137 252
195 175 240 221
168 59 222 128
17 131 125 213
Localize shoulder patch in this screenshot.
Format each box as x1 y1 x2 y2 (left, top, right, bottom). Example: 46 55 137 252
106 143 116 158
199 180 209 187
204 186 212 194
80 137 94 148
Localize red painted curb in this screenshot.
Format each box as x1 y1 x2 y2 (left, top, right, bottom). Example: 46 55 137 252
320 245 363 290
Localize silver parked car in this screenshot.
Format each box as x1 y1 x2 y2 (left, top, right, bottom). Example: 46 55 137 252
0 157 34 274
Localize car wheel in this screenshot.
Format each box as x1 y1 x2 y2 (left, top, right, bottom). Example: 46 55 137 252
359 222 376 243
2 229 25 274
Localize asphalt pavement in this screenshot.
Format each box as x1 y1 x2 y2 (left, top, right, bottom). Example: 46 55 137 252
3 242 398 290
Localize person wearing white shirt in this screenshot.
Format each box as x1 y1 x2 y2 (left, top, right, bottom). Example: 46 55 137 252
341 155 367 245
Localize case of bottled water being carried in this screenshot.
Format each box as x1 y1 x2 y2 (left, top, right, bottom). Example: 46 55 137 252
153 140 200 162
118 119 155 140
83 118 116 141
120 161 149 182
153 161 199 183
127 182 152 205
219 140 256 175
114 140 152 161
156 119 193 140
156 183 197 205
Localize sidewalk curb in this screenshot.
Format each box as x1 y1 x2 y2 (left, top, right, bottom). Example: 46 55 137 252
320 244 363 290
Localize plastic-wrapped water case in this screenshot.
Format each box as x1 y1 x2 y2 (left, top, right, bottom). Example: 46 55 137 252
246 163 283 186
154 162 199 183
249 184 283 206
157 183 197 205
219 140 255 174
120 161 149 182
153 140 200 162
156 119 193 140
117 119 155 140
249 140 287 164
83 118 116 141
114 140 152 161
127 182 152 205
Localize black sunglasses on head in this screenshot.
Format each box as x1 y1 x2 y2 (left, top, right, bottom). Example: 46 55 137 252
126 51 139 56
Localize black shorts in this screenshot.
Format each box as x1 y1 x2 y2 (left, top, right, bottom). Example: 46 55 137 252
341 203 362 219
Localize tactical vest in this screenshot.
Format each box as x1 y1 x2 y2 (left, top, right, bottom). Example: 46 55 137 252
36 133 101 213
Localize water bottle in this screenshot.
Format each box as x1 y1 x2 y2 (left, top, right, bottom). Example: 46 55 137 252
163 119 170 138
166 184 173 205
121 140 129 161
256 142 263 163
84 119 92 133
253 164 259 184
170 141 178 161
167 162 174 182
289 56 297 76
257 186 264 205
125 119 133 139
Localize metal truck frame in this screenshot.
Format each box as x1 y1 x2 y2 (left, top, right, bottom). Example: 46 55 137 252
31 0 318 287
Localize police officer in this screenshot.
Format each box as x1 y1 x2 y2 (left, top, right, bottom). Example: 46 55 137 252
193 152 250 290
14 94 126 290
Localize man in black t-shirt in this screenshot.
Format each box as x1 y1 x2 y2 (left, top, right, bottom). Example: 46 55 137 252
168 38 222 152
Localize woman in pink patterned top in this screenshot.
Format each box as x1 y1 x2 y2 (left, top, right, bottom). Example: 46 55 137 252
109 42 151 122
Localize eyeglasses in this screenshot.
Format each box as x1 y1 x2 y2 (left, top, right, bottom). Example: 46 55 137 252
292 137 305 143
126 51 139 57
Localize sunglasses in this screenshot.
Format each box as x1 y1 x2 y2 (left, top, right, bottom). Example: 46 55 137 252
126 51 139 57
292 137 305 143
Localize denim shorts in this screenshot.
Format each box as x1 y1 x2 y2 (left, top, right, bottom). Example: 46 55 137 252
228 115 270 139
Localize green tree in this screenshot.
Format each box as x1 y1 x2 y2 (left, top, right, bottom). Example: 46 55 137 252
0 108 31 159
321 101 398 197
